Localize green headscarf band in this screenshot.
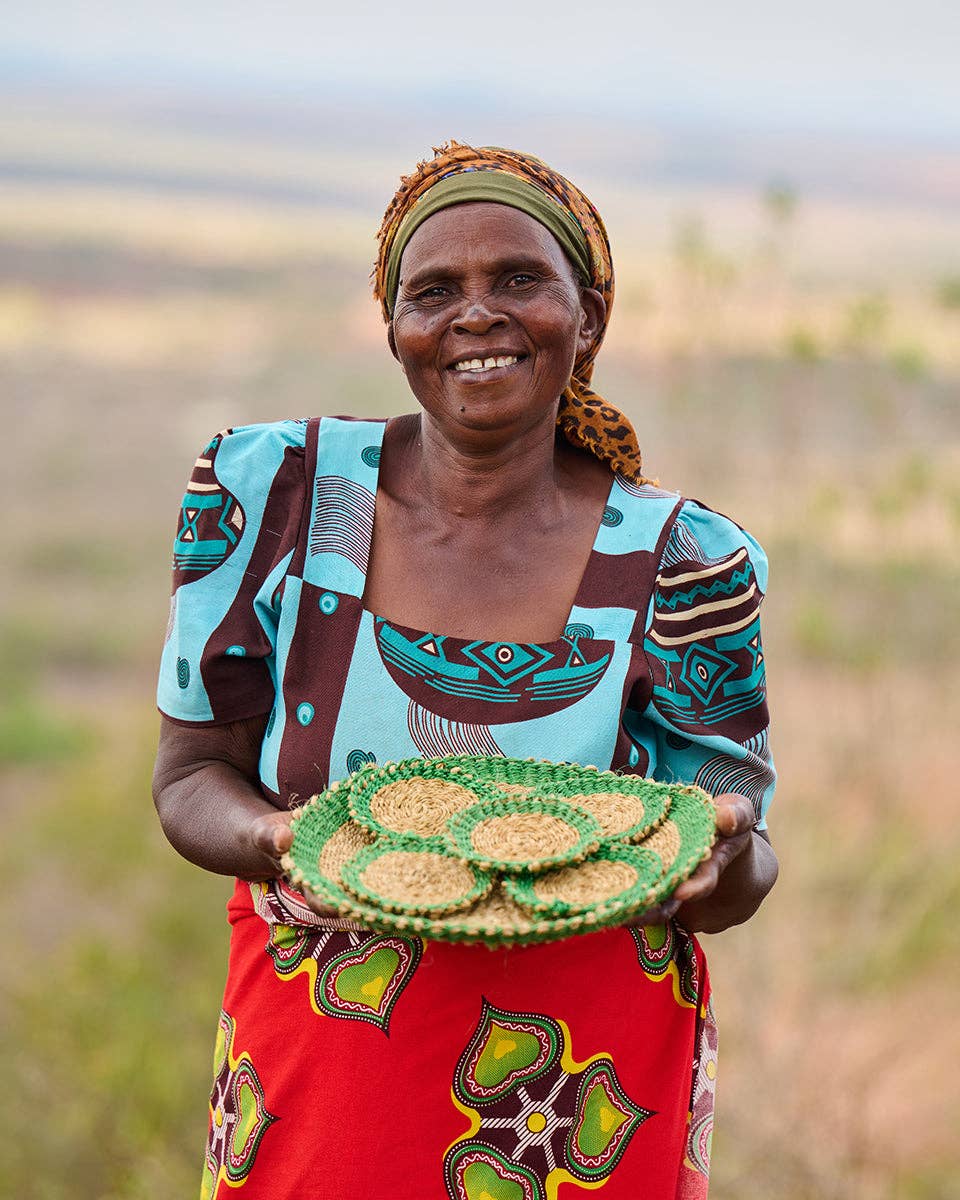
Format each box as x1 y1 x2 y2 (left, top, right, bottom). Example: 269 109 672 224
383 170 593 315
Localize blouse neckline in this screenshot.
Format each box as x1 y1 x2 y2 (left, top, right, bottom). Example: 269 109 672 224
354 415 619 647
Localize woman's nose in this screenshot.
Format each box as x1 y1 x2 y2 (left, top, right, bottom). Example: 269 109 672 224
452 298 508 336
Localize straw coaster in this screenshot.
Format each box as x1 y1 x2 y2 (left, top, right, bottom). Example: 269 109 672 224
444 798 602 874
504 844 663 918
282 785 374 912
340 840 493 916
635 785 718 892
349 760 498 838
441 756 670 843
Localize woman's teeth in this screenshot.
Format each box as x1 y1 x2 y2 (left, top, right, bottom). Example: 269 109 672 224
453 355 519 373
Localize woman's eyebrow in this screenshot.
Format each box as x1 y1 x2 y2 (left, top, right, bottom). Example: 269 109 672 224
402 254 555 291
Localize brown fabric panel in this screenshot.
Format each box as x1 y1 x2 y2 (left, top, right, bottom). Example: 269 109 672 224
289 416 321 580
609 641 653 775
201 442 306 723
275 586 364 801
575 548 659 613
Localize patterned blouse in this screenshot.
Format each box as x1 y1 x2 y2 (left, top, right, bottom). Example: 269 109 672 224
158 415 775 827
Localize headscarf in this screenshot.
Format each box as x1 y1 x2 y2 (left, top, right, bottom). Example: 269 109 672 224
372 141 648 483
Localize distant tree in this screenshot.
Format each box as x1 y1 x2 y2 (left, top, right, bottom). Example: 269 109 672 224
762 180 799 227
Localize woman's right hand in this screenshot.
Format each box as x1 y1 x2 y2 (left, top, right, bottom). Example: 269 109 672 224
248 808 343 919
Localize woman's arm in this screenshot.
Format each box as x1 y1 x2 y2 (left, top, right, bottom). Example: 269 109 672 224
152 713 301 883
671 794 779 934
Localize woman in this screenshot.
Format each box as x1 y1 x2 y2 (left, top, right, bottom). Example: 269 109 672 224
154 142 778 1200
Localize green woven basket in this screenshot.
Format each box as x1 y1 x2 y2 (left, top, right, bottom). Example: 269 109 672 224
282 755 717 946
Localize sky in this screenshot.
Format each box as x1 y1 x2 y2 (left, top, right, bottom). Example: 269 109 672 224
5 0 959 145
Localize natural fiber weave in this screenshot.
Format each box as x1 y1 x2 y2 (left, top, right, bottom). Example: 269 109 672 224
441 756 670 843
504 844 663 918
283 756 717 946
340 841 493 916
349 760 498 838
444 798 602 874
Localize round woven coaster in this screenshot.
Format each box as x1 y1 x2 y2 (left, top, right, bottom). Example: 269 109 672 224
281 784 374 910
340 840 493 916
349 760 498 839
443 798 602 874
504 844 663 917
635 785 717 892
441 756 670 843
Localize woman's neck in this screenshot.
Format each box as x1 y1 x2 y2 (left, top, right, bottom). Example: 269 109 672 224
396 410 573 524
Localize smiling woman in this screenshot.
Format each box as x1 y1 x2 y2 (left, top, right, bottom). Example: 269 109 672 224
152 141 778 1199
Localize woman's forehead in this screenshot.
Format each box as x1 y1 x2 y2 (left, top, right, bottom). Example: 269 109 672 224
398 202 572 280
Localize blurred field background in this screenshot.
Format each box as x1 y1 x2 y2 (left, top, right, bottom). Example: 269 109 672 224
2 6 959 1196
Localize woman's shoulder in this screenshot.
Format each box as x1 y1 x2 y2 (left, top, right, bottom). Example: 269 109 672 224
658 495 768 589
207 417 310 457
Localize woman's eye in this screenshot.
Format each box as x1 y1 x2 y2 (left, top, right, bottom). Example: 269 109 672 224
417 285 450 301
506 273 536 287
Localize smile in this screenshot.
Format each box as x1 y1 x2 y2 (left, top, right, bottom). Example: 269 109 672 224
451 354 525 374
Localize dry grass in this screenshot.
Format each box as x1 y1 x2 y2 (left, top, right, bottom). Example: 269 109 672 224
1 111 958 1198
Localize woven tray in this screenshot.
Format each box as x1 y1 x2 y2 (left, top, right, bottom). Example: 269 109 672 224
282 755 717 946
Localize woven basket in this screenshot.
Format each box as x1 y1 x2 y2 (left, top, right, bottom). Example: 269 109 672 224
282 755 716 946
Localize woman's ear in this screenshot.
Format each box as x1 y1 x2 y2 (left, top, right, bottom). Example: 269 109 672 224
577 288 606 354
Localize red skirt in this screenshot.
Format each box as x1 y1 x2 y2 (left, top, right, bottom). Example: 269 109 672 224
201 880 717 1200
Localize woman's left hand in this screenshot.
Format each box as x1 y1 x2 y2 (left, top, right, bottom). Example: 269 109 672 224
672 793 756 907
624 793 777 934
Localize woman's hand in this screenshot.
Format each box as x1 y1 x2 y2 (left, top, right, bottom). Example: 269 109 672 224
624 793 777 934
248 809 341 920
672 793 778 933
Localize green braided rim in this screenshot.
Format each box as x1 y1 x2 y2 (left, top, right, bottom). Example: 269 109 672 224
443 797 603 874
348 758 501 839
503 843 664 918
442 755 671 844
647 785 718 894
282 758 717 946
340 837 494 916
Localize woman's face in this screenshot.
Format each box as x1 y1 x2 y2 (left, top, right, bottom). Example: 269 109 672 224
389 202 604 439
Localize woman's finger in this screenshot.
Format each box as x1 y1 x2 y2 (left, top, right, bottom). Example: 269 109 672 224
713 793 757 837
249 810 295 860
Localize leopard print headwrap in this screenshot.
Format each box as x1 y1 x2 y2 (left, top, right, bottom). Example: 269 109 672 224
372 141 648 484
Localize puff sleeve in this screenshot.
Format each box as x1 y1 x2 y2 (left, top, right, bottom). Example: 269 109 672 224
157 420 307 725
627 499 777 828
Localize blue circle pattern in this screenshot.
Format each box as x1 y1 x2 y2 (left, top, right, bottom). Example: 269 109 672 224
176 657 190 689
319 592 339 615
226 645 246 657
601 505 624 528
296 702 315 727
564 623 596 641
361 446 381 468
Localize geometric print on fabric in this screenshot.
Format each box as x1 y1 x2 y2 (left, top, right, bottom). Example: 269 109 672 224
645 546 767 736
309 475 375 572
445 1000 654 1199
264 924 423 1036
694 749 775 817
202 1010 277 1200
407 699 505 758
629 923 699 1009
174 432 245 578
376 619 612 725
678 996 719 1199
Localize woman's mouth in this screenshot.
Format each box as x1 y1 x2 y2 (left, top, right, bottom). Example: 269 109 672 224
449 354 526 379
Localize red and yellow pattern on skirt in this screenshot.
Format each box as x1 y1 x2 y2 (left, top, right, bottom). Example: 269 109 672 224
202 879 714 1200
